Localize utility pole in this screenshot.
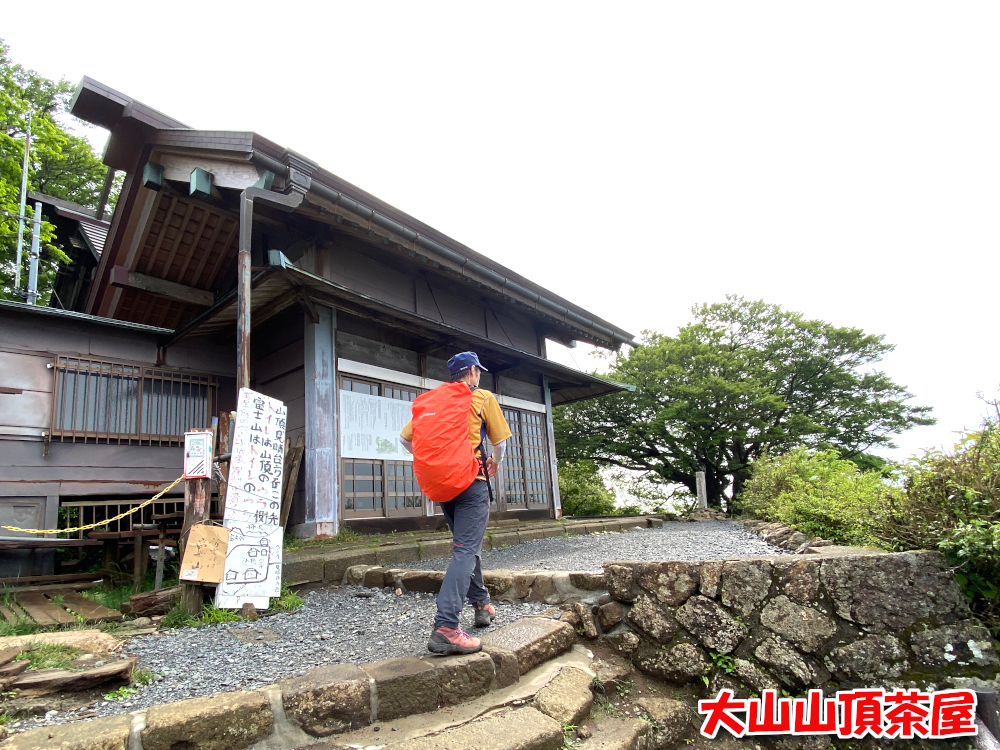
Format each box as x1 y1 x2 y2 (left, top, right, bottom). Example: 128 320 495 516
26 200 41 306
14 114 31 294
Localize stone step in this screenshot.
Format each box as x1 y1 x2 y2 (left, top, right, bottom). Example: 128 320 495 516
481 617 576 675
1 621 589 750
373 706 563 750
282 515 664 587
344 565 608 606
314 646 594 750
577 717 653 750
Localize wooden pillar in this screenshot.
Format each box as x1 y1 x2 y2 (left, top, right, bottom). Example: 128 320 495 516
541 374 562 519
132 525 144 593
102 539 117 571
179 476 210 616
217 411 233 518
153 526 166 591
304 304 337 537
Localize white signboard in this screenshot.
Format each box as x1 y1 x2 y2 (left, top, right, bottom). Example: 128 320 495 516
340 390 413 461
216 388 286 609
183 431 213 479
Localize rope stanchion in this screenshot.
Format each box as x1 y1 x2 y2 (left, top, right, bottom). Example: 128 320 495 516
0 476 185 535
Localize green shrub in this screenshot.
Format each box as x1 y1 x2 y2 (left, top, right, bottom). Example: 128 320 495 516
738 447 899 547
741 417 1000 641
885 420 1000 551
559 460 617 517
882 418 1000 640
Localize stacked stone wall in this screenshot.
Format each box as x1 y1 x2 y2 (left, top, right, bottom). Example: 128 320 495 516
599 551 999 693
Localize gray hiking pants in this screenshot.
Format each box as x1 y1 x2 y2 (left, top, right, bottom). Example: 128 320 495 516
434 479 491 629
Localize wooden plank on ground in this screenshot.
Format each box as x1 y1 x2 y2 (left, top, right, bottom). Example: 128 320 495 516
0 572 102 586
0 646 22 666
0 660 28 678
10 657 136 698
58 591 123 623
0 582 100 594
0 604 27 624
15 592 75 626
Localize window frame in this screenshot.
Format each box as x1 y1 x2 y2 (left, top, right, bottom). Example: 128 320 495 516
49 355 217 446
339 375 426 519
337 373 552 519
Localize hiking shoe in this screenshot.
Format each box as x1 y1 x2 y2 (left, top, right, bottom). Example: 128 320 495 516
473 601 496 628
428 626 482 655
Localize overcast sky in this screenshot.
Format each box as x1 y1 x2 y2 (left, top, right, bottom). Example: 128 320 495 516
6 2 999 462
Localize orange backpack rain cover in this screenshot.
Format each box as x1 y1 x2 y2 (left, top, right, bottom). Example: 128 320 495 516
410 382 481 503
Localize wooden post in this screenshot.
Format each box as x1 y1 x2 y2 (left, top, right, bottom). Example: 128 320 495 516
217 411 232 518
153 526 166 591
132 525 143 594
179 475 211 617
279 433 306 528
541 374 561 519
102 539 117 572
304 304 337 536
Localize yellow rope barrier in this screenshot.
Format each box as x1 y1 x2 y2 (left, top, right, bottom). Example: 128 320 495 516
0 476 185 535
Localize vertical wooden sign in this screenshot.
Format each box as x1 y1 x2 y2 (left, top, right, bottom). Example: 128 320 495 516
216 387 287 609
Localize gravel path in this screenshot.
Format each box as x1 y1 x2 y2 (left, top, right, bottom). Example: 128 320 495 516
401 520 786 572
18 586 545 732
10 521 779 734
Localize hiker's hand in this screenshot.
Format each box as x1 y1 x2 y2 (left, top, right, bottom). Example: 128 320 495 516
486 458 499 477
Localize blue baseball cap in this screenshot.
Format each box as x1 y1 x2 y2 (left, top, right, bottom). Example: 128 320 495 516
447 351 488 377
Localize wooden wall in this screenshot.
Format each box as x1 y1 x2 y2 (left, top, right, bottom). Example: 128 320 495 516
335 312 544 403
251 306 307 526
0 309 233 499
297 234 544 359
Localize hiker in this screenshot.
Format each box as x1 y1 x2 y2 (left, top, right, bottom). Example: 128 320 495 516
399 351 511 655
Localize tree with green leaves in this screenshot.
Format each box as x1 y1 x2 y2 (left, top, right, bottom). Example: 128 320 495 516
554 296 934 508
558 460 617 517
0 39 112 303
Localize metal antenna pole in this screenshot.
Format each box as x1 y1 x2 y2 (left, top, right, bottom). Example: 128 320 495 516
14 114 31 293
26 201 41 305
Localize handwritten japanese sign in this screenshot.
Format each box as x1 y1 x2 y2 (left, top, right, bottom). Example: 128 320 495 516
340 390 412 460
179 524 230 583
216 387 287 608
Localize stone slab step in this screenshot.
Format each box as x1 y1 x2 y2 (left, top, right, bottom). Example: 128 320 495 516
316 706 563 750
282 515 664 587
389 706 563 750
325 646 594 748
533 665 594 725
578 718 653 750
481 617 576 674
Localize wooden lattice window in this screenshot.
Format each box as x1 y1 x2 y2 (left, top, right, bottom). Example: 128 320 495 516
502 407 550 510
50 356 217 445
521 411 550 507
